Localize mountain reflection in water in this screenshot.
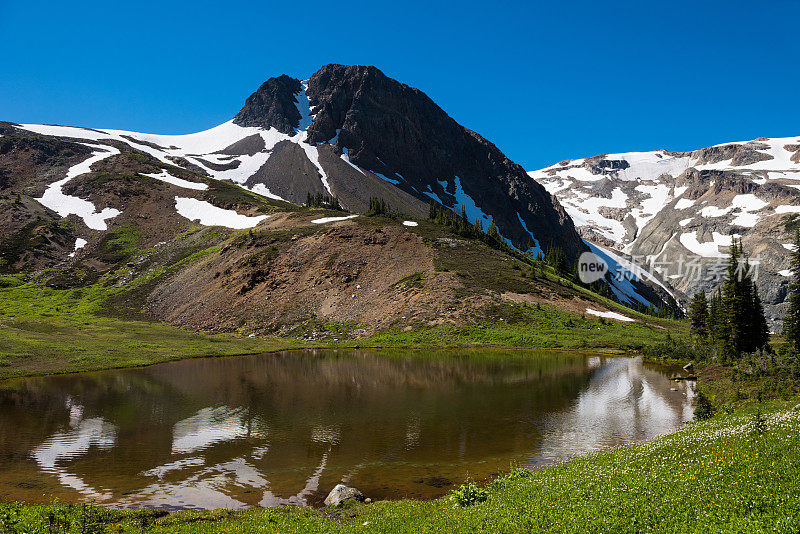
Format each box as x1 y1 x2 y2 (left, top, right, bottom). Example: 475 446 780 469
0 350 694 509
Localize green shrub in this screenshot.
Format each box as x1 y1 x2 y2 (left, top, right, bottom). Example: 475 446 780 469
491 465 533 489
0 274 26 288
450 479 488 507
694 391 715 420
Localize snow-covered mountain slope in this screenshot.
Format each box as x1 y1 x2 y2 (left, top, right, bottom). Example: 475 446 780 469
529 136 800 328
17 116 329 202
2 64 681 316
7 65 586 264
0 124 658 336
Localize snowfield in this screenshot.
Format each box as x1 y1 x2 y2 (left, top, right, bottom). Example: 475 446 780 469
529 134 800 324
18 83 335 199
142 171 208 191
585 308 635 322
530 135 800 253
36 145 122 231
174 197 269 229
311 215 359 224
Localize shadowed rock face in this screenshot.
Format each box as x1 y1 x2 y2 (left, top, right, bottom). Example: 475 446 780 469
233 75 303 134
228 65 585 259
302 64 584 259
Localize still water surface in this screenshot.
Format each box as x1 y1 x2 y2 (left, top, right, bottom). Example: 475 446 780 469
0 350 694 509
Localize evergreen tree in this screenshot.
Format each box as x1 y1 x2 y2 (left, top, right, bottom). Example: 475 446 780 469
487 222 500 243
721 241 742 358
737 241 769 354
546 244 568 274
367 197 389 216
783 229 800 353
459 206 469 234
707 288 718 337
689 292 709 340
710 239 769 359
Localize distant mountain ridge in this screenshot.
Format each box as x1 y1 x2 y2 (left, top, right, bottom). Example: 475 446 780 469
528 136 800 329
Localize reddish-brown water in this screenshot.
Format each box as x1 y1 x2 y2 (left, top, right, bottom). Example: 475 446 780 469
0 349 694 509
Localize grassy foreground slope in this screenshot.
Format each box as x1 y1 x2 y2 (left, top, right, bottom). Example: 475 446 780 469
2 401 798 533
0 276 685 379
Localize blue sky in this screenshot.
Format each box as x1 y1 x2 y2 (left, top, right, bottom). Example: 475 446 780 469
1 0 797 169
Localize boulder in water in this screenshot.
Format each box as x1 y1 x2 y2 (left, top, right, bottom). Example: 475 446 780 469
324 484 365 507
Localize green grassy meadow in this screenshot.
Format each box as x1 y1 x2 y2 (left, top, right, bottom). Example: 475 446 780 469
0 276 685 379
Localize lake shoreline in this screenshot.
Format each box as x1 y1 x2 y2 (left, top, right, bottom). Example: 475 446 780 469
0 350 693 510
2 400 797 533
0 335 659 383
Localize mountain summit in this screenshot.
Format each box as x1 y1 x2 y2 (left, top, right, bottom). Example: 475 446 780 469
0 64 676 334
233 74 306 134
229 64 584 259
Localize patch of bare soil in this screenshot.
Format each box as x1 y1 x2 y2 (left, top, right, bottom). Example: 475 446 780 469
145 218 488 336
0 134 92 195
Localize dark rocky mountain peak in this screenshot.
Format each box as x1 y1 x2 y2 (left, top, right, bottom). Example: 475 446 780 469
233 74 303 134
301 63 585 259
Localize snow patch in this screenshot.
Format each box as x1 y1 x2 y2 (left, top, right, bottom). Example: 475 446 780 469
142 170 208 190
340 147 365 175
679 231 734 258
602 151 692 183
776 205 800 214
699 194 767 227
731 212 761 227
36 145 122 231
68 238 88 258
700 205 733 218
248 183 286 202
174 197 268 229
731 193 768 210
631 184 670 231
402 221 418 227
585 308 635 322
516 212 543 258
311 215 358 224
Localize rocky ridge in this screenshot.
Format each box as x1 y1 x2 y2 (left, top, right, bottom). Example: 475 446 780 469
529 135 800 329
